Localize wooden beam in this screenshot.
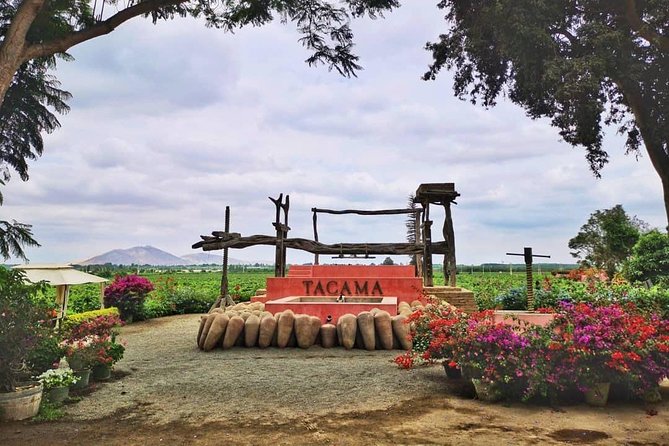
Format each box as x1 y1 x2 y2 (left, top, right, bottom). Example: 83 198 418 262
311 208 422 216
194 235 449 256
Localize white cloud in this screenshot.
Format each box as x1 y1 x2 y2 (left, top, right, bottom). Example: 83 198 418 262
2 3 665 266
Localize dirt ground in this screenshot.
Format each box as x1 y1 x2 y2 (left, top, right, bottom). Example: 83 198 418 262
1 314 668 445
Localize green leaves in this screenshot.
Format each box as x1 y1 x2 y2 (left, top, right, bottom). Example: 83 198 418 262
568 205 644 277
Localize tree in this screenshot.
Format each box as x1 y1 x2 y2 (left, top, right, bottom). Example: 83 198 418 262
0 219 39 260
568 205 645 278
382 256 394 265
0 0 398 110
0 58 70 197
423 1 669 226
624 230 669 286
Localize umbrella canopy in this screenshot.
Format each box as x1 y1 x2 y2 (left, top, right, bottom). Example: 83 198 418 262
12 264 107 285
12 264 108 325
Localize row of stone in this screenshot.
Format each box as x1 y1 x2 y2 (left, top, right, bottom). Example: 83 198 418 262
196 301 421 351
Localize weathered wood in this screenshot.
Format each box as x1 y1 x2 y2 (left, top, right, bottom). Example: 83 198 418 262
312 208 422 216
443 203 457 287
211 231 242 239
312 210 319 265
195 235 448 256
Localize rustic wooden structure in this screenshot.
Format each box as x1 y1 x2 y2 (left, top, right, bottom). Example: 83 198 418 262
192 183 460 287
413 183 460 287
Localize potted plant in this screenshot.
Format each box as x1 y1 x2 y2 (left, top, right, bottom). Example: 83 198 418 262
60 336 98 389
91 336 125 380
37 368 79 405
455 310 533 402
65 313 125 381
0 269 50 420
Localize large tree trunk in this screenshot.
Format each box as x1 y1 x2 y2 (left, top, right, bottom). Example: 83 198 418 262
618 79 669 230
0 0 47 107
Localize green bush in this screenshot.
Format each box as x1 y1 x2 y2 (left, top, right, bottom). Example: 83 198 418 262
624 230 669 287
27 332 65 375
144 286 215 319
67 290 102 314
496 287 527 310
61 307 120 330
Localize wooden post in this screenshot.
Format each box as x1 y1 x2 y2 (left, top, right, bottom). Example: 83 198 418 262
442 203 457 287
422 200 434 287
506 247 550 311
312 210 319 265
220 206 230 297
414 210 423 279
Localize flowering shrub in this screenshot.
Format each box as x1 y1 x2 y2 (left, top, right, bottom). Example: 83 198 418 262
546 302 669 396
67 314 123 339
393 300 466 369
396 301 669 403
60 336 99 370
63 314 125 368
37 368 79 389
104 275 154 322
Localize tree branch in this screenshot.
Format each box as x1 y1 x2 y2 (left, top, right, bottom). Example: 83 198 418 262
22 0 187 61
624 0 669 52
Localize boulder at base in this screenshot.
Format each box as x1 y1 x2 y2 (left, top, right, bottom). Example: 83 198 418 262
203 313 229 351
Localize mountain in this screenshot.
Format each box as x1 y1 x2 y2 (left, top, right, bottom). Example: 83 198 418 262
77 246 191 266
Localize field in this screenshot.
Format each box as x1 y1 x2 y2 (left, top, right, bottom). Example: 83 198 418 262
40 264 668 318
52 269 546 315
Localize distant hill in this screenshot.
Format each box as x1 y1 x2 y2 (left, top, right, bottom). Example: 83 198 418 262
78 246 191 266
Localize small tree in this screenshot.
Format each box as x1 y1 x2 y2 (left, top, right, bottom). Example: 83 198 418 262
382 256 395 265
624 230 669 287
0 268 49 392
568 205 645 278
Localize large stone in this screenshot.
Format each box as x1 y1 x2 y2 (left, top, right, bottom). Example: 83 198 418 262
374 310 394 350
294 314 313 349
320 324 337 348
392 314 412 350
222 316 245 349
244 314 261 347
308 316 321 347
258 314 277 348
196 316 207 348
277 310 295 348
398 301 411 312
203 313 229 351
338 314 357 350
357 311 376 351
198 313 217 350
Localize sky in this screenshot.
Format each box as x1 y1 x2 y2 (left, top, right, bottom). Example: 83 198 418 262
2 2 666 266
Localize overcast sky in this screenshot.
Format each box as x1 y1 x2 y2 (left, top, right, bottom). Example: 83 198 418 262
2 2 665 266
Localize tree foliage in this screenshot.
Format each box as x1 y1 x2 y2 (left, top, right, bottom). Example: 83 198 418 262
568 205 645 277
0 219 39 260
624 229 669 286
424 0 669 225
0 59 70 193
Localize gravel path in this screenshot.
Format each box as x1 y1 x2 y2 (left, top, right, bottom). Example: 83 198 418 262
66 314 446 424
